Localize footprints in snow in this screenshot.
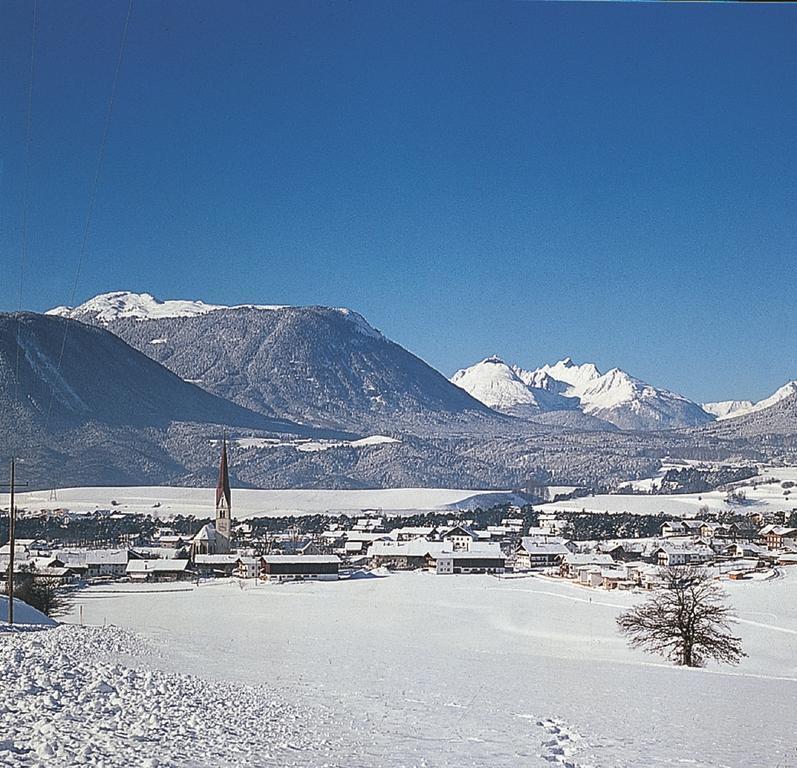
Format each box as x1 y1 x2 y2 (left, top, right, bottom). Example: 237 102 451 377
535 717 587 768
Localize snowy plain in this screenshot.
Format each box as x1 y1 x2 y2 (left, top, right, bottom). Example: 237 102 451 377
536 466 797 519
11 486 511 520
3 570 787 768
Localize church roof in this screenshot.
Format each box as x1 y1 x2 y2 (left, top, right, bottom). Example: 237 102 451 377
193 523 218 543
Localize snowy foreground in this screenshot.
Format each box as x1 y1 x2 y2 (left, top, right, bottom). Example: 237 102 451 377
4 572 796 767
0 622 340 768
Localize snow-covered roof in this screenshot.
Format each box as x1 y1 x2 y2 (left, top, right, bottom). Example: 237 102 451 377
261 555 340 565
518 538 570 556
132 547 184 559
343 531 392 543
55 549 130 566
192 523 219 543
564 553 615 566
765 526 797 537
126 559 189 573
439 525 478 539
438 550 506 561
390 526 436 537
194 554 238 565
368 540 447 558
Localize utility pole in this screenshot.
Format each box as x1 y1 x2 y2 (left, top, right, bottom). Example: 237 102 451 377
2 458 28 625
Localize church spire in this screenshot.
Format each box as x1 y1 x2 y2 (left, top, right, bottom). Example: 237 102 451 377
214 435 232 544
216 435 231 511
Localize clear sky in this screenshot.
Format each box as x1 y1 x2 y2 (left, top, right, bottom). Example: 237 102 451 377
1 1 795 403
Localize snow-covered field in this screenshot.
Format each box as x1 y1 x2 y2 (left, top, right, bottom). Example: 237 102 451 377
4 571 790 767
12 486 512 520
537 466 797 519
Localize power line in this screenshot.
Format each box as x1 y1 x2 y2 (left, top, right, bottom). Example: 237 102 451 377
45 0 134 433
11 0 38 436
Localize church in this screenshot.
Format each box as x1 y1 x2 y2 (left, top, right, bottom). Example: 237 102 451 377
191 439 232 556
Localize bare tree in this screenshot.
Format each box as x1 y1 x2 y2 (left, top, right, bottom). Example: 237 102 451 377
617 567 745 667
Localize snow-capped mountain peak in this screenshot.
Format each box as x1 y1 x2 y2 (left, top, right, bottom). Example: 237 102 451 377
453 355 713 430
450 357 542 414
47 291 240 322
47 291 383 339
534 358 602 394
701 400 755 419
704 381 797 421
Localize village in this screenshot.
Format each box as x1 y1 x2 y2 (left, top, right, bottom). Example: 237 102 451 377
3 443 797 603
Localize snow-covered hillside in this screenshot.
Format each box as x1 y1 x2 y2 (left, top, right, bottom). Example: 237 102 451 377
453 356 713 430
704 381 797 421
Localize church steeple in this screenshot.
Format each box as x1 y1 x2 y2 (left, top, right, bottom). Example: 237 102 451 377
215 436 232 543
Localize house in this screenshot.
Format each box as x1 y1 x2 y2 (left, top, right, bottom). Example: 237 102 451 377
56 549 133 580
560 553 615 577
153 533 188 549
515 538 570 570
654 543 713 567
600 567 635 590
132 546 189 560
194 554 239 578
537 512 570 536
353 516 386 532
391 526 438 542
722 542 769 561
339 532 392 557
660 520 713 539
439 525 479 551
574 565 604 588
368 539 445 570
436 549 506 575
234 556 260 579
759 526 797 550
259 555 340 582
127 559 191 583
31 566 75 585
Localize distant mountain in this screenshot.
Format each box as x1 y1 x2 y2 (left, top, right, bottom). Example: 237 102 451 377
50 292 500 434
452 356 713 430
0 312 309 433
703 381 797 422
450 357 579 418
701 391 797 438
0 312 354 488
4 307 795 490
702 400 755 419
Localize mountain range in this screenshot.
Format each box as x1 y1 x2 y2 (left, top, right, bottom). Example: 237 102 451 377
48 292 499 434
451 356 713 430
0 290 792 490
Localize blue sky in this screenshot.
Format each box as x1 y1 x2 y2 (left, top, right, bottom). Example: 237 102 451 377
1 1 795 403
